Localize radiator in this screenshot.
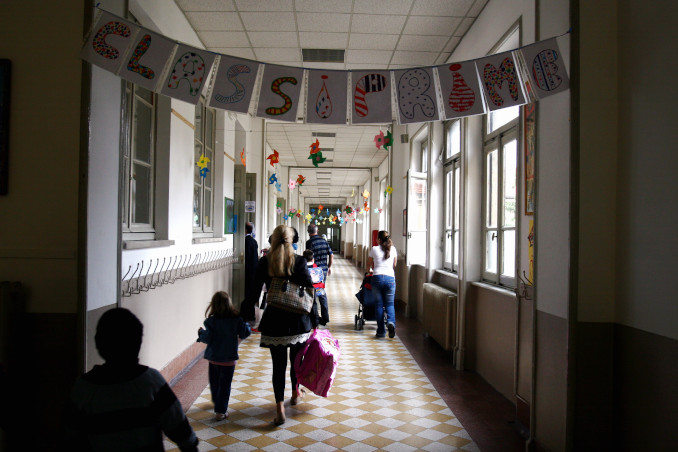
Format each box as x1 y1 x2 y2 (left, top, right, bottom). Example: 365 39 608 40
422 283 457 351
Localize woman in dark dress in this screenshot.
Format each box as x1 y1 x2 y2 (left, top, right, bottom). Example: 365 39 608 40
255 225 318 425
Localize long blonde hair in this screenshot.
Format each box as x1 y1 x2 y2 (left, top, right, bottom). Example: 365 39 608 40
267 225 296 277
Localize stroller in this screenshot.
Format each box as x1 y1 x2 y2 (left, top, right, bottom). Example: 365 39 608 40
354 273 385 330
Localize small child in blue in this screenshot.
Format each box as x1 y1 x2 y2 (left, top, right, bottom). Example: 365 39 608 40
197 291 251 421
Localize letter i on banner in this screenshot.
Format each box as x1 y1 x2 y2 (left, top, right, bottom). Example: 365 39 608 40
518 38 569 100
256 64 305 123
160 44 217 105
81 11 140 74
116 28 177 93
351 71 392 124
305 70 348 125
435 60 487 119
475 50 527 111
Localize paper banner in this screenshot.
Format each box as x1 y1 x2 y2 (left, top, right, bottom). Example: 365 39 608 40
475 51 527 111
394 67 440 124
256 64 305 122
436 60 486 119
305 70 348 125
117 27 176 92
519 38 569 100
81 11 140 75
350 71 392 124
160 44 216 105
208 55 260 113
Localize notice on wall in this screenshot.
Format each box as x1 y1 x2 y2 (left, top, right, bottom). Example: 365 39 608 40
245 201 255 213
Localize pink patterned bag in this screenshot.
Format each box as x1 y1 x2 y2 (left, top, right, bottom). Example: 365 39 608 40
294 329 340 397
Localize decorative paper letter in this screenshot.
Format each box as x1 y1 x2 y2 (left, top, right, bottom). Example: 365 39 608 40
160 44 216 105
117 28 176 92
208 55 260 113
435 61 486 119
80 11 139 74
256 64 305 122
519 38 569 100
394 67 439 124
475 51 526 111
351 71 392 124
306 70 348 125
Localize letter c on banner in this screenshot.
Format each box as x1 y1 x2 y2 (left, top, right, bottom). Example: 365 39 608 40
92 21 131 60
265 77 297 115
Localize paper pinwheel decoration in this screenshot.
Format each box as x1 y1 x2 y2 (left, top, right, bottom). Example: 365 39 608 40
336 209 341 216
269 173 278 184
275 182 282 192
374 130 385 149
276 200 282 207
345 206 353 214
196 154 210 179
284 214 289 221
318 204 324 211
364 200 369 209
362 190 370 199
276 207 282 214
240 148 246 166
351 188 355 197
309 138 321 154
308 151 326 167
373 208 380 214
295 212 301 218
199 167 210 178
305 213 312 221
288 179 296 190
385 185 393 195
296 174 306 186
384 130 393 150
266 149 280 167
289 208 296 214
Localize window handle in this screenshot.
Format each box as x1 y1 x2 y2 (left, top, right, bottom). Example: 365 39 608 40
491 232 498 241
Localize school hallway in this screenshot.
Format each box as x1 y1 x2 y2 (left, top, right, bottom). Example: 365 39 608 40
167 256 523 451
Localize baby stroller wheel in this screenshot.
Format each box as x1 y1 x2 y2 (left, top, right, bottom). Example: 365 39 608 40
354 315 360 330
359 318 365 330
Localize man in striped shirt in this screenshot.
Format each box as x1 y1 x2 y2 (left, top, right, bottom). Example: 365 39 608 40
65 308 198 451
306 224 333 325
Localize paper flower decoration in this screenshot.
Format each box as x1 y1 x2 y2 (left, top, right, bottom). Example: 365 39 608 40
269 173 278 184
284 214 289 221
384 130 393 150
296 212 301 218
275 181 282 192
362 190 370 199
296 174 306 186
199 167 210 178
385 185 393 195
374 130 385 149
266 149 280 167
289 208 296 214
276 207 282 214
309 138 321 154
336 209 341 216
308 151 326 167
276 200 282 207
240 148 246 166
197 154 210 169
318 204 324 211
288 179 296 190
373 208 380 214
305 213 312 221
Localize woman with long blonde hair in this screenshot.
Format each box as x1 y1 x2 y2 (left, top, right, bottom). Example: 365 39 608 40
254 225 318 425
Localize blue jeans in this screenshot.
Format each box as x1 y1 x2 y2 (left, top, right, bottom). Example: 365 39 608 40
208 363 236 414
317 290 329 325
371 274 395 336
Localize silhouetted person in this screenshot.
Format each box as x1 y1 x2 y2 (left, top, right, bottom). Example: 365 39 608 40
65 308 199 451
242 221 259 321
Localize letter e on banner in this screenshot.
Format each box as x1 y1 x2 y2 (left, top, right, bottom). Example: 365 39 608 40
518 38 569 100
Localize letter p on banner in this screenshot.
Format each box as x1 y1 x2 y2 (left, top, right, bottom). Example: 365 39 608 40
81 11 140 74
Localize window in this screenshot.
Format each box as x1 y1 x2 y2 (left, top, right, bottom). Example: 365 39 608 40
193 100 215 233
482 118 518 287
122 82 156 239
443 120 462 272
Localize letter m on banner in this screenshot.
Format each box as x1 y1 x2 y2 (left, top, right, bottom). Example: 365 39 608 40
475 51 527 111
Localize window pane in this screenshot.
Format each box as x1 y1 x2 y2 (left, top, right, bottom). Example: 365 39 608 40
486 149 498 228
444 231 452 266
133 100 152 163
485 230 497 273
488 105 519 133
454 166 460 228
204 188 212 228
410 179 427 230
122 156 130 227
132 164 151 224
502 229 516 278
193 185 201 228
194 144 203 183
503 139 517 227
205 108 214 148
421 143 428 173
445 171 453 229
453 231 459 270
136 85 153 103
194 104 203 141
204 149 213 188
447 120 461 159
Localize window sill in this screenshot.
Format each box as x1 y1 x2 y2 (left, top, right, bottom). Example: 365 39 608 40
192 237 227 244
471 281 516 298
123 239 175 250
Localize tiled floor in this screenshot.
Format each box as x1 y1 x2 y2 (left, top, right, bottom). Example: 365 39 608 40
169 257 525 451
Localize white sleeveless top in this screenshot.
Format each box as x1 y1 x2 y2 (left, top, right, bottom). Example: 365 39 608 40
369 245 397 277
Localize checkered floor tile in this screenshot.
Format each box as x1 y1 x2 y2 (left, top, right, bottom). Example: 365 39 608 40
166 257 479 451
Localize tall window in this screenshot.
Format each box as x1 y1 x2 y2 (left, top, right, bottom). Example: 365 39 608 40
483 114 518 287
122 82 156 239
193 100 215 233
443 120 461 272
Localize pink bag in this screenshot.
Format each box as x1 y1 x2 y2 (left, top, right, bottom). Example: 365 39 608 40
294 329 340 397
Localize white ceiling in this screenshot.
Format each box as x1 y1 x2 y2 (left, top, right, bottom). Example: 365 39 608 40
177 0 488 202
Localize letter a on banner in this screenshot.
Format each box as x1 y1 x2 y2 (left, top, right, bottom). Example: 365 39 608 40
256 64 305 123
306 70 348 125
475 51 527 111
160 44 216 105
351 71 392 124
117 28 176 93
435 60 486 119
518 38 569 100
81 11 140 75
394 67 439 124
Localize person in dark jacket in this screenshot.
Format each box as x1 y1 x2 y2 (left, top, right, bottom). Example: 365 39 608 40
242 222 259 321
255 225 318 426
197 291 251 420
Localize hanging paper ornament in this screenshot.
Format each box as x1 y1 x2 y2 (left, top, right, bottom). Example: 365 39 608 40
240 148 246 166
275 181 282 192
318 204 324 211
351 188 355 197
276 207 282 214
379 208 383 213
385 185 393 195
296 174 306 186
309 138 321 154
289 208 296 214
373 208 379 214
374 130 385 149
305 213 312 221
269 173 278 184
362 190 370 199
276 200 282 208
199 167 210 178
266 149 280 167
311 208 316 214
288 179 296 190
336 208 341 216
308 151 326 167
197 154 210 170
296 212 301 218
384 130 393 150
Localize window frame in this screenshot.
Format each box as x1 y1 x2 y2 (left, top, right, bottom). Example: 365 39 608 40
443 119 462 272
193 99 216 234
121 81 156 241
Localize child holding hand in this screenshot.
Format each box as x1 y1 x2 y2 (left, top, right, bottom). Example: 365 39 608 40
198 291 251 421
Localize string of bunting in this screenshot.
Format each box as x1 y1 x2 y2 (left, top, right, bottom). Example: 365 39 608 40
82 8 570 127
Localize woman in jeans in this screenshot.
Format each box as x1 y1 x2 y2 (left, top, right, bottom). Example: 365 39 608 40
367 230 398 338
